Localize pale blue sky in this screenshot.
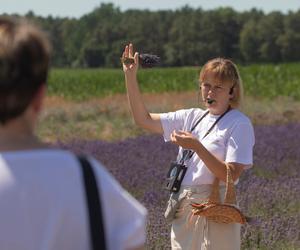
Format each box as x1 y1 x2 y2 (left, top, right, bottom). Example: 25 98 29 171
2 0 300 18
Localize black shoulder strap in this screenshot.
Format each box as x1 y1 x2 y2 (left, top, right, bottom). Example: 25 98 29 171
179 107 231 163
190 110 209 132
77 155 107 250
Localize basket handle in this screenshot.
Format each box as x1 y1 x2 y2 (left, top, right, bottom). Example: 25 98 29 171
208 164 237 205
208 178 221 203
224 164 237 205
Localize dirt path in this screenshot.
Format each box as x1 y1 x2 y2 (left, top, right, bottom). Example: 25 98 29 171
40 92 300 142
44 92 300 123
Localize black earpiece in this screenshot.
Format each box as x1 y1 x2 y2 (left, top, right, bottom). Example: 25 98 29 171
229 83 236 95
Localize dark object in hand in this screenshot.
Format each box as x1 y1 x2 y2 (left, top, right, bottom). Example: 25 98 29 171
121 54 160 68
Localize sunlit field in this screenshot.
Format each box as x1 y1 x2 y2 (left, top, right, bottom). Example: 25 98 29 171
42 64 300 249
48 63 300 101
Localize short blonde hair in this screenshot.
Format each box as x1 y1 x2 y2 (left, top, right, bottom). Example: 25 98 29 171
199 58 244 109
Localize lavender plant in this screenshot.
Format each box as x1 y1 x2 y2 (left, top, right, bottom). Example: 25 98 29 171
57 123 300 249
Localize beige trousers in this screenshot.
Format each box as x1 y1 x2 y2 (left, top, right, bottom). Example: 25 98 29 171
171 185 241 250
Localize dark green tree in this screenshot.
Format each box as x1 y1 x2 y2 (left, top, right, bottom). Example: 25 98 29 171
4 4 300 67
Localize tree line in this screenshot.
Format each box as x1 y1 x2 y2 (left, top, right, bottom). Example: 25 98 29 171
4 3 300 67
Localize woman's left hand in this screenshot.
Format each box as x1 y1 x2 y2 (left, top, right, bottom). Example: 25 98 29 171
170 130 201 151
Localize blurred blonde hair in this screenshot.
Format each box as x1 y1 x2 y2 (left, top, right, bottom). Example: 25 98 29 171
199 58 244 109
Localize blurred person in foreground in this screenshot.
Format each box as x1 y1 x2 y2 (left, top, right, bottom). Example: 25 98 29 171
0 17 146 250
122 44 255 250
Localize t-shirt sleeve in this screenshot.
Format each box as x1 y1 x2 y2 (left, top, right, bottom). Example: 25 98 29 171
225 122 255 168
89 158 147 250
159 109 189 142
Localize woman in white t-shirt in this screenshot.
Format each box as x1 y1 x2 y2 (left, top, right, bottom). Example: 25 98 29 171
0 17 146 250
122 43 255 250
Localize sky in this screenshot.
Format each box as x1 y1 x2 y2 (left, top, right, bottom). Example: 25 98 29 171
2 0 300 18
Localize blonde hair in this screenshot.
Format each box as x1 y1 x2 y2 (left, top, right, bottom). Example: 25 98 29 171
199 58 244 109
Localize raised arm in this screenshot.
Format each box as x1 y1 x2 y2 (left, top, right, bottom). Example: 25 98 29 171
122 44 163 134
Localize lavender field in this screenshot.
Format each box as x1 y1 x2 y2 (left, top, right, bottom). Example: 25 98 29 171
58 123 300 249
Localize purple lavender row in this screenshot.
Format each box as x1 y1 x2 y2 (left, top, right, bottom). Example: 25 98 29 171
57 123 300 249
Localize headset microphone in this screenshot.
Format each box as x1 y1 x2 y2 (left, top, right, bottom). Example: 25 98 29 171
206 98 215 104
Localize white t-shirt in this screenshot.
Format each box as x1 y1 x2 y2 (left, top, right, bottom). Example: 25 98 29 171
160 108 255 185
0 149 147 250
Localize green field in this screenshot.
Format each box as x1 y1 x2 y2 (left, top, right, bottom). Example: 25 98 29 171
48 63 300 101
40 63 300 142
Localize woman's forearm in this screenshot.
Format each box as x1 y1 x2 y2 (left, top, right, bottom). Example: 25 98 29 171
194 142 228 182
194 142 244 182
125 75 152 128
170 130 243 182
125 75 162 134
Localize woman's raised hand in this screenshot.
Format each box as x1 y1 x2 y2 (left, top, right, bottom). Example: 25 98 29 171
122 43 139 78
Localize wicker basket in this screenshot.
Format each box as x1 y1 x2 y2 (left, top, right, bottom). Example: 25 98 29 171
191 164 247 224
